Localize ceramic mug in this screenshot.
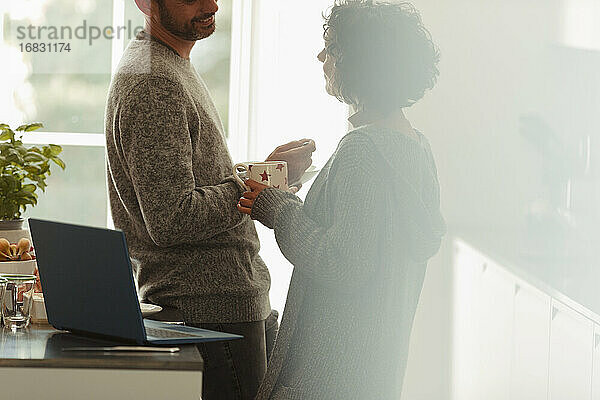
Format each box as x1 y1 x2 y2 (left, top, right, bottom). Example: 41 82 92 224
233 161 289 191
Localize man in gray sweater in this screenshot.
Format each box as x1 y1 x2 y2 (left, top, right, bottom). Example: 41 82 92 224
104 1 315 399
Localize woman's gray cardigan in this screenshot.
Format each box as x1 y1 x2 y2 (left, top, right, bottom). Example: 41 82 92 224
251 126 446 400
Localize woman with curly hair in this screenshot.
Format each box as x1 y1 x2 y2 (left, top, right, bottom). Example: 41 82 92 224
238 1 446 398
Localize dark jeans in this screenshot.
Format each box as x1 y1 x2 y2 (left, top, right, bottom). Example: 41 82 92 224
191 310 279 400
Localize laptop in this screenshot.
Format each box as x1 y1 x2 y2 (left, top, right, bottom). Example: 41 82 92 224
28 218 242 345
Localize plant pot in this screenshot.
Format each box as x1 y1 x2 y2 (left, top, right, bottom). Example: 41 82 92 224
0 219 31 244
0 219 24 231
0 259 36 275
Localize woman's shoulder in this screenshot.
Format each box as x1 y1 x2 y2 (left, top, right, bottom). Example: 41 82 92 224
337 128 375 148
332 126 439 185
336 126 426 162
330 130 381 170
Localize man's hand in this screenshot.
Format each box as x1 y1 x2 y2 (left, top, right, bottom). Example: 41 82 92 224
266 139 316 185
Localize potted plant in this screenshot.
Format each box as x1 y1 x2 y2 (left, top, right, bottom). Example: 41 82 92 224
0 122 65 230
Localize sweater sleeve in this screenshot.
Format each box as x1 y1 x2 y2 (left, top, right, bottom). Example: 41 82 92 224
117 77 245 247
251 136 382 290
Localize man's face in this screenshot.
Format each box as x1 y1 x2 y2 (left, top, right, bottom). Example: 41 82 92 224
157 0 219 41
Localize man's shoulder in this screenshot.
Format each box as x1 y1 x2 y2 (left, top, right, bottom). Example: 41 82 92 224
110 40 186 97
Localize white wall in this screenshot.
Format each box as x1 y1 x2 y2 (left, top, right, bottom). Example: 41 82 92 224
389 1 600 398
408 0 600 234
228 0 348 316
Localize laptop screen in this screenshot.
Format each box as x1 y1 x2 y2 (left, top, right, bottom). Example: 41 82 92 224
28 219 146 344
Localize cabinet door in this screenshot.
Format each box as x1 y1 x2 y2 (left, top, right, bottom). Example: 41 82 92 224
453 240 514 400
548 301 593 400
592 325 600 400
452 240 481 400
475 260 515 400
510 282 551 400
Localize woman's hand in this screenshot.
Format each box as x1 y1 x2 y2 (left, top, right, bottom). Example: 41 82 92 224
237 179 269 215
237 180 300 216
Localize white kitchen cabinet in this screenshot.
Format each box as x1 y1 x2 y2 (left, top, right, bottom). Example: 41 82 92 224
510 282 551 400
476 260 515 400
452 239 599 400
452 240 481 400
453 240 515 400
548 301 594 400
591 325 600 400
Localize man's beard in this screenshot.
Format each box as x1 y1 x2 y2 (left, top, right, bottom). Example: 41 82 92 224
158 4 215 41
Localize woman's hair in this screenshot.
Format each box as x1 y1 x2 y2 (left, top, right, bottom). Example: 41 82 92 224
323 0 440 111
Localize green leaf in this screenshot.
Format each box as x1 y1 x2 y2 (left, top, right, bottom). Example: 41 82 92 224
6 151 24 165
24 153 45 163
6 203 19 219
20 197 37 206
2 174 18 190
39 163 50 174
51 157 66 170
24 165 42 174
0 124 9 130
22 184 36 193
14 189 32 198
0 130 13 141
48 144 62 156
16 123 43 132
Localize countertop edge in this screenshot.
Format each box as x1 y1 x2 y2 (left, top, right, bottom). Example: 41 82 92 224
0 357 203 371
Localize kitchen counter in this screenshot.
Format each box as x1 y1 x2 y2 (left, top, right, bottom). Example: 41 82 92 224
456 227 600 323
0 324 203 400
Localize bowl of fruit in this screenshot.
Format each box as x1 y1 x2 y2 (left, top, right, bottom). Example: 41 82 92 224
0 237 36 275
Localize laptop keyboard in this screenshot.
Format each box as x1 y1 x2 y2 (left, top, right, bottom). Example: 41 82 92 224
145 326 203 339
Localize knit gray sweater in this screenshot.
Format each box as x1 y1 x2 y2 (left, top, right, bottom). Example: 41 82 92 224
252 126 446 399
105 38 271 324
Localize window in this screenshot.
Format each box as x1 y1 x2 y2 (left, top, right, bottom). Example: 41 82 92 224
228 1 348 315
1 0 233 227
2 0 341 320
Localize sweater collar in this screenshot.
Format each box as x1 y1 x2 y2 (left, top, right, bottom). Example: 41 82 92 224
135 30 192 67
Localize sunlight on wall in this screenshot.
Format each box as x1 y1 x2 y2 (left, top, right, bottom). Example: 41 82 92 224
3 0 49 23
236 0 348 317
561 0 600 51
0 43 35 125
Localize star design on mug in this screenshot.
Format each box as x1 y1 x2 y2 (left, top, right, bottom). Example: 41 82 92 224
276 164 285 171
260 170 270 182
248 165 253 172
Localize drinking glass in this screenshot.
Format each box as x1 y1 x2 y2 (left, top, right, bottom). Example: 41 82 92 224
0 274 37 330
0 277 6 326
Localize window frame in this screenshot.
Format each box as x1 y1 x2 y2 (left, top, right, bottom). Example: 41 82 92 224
2 0 249 228
0 1 127 227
